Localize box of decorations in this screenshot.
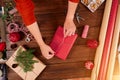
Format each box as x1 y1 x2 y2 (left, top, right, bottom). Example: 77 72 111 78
81 0 105 12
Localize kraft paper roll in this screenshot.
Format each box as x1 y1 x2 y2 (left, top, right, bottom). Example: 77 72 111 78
98 0 118 80
106 5 120 80
91 0 113 80
118 52 120 73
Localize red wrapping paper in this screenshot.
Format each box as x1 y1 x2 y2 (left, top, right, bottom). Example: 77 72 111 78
50 26 77 60
98 0 118 80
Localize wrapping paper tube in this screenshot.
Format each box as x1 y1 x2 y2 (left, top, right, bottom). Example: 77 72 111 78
98 0 118 80
118 52 120 72
91 0 113 80
106 5 120 79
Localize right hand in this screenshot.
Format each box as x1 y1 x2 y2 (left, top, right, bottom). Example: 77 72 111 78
39 43 55 59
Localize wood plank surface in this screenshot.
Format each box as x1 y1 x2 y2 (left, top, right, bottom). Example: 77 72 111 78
0 0 106 80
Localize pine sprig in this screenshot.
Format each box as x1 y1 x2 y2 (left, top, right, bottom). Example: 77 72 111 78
15 49 38 72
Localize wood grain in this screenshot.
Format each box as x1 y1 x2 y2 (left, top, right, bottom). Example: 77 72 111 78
1 0 105 80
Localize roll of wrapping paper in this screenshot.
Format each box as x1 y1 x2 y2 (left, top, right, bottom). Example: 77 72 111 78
106 5 120 80
91 0 113 80
98 0 118 80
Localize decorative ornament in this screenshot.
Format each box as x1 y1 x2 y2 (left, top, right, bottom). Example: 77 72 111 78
7 22 19 33
85 61 94 70
87 39 98 48
0 42 6 52
8 32 21 42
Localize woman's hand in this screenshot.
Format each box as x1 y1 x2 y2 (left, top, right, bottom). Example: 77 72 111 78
63 1 78 37
64 19 76 37
39 43 55 59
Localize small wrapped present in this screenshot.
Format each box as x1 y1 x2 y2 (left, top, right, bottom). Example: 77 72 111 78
6 46 46 80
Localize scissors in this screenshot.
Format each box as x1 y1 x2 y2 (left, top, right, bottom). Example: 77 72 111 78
76 13 85 24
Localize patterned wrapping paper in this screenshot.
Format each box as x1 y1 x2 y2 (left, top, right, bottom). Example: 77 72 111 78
81 0 105 12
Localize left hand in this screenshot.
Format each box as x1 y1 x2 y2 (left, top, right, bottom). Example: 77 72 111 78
63 19 76 37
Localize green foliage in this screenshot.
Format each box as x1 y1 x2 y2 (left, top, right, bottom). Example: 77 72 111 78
2 0 15 21
15 49 38 72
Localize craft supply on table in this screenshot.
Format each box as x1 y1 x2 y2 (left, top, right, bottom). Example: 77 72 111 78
50 26 78 60
0 64 8 80
8 32 21 42
81 0 105 12
98 0 118 80
6 46 46 80
87 39 98 48
18 24 34 42
76 13 85 24
9 8 17 15
91 0 113 79
0 42 6 52
118 52 120 72
7 22 19 33
81 25 89 38
106 5 120 80
25 34 34 42
85 61 94 70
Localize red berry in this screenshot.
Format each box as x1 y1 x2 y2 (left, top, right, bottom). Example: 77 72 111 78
9 32 21 42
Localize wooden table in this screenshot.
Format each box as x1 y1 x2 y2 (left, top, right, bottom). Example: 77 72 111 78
2 0 105 80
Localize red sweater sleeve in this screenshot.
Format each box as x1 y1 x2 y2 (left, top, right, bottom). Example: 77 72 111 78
69 0 79 3
14 0 36 26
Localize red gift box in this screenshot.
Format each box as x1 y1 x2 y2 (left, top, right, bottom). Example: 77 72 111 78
50 26 78 60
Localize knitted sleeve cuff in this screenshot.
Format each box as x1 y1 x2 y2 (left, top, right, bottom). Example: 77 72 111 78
69 0 79 3
21 12 36 26
14 0 36 26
